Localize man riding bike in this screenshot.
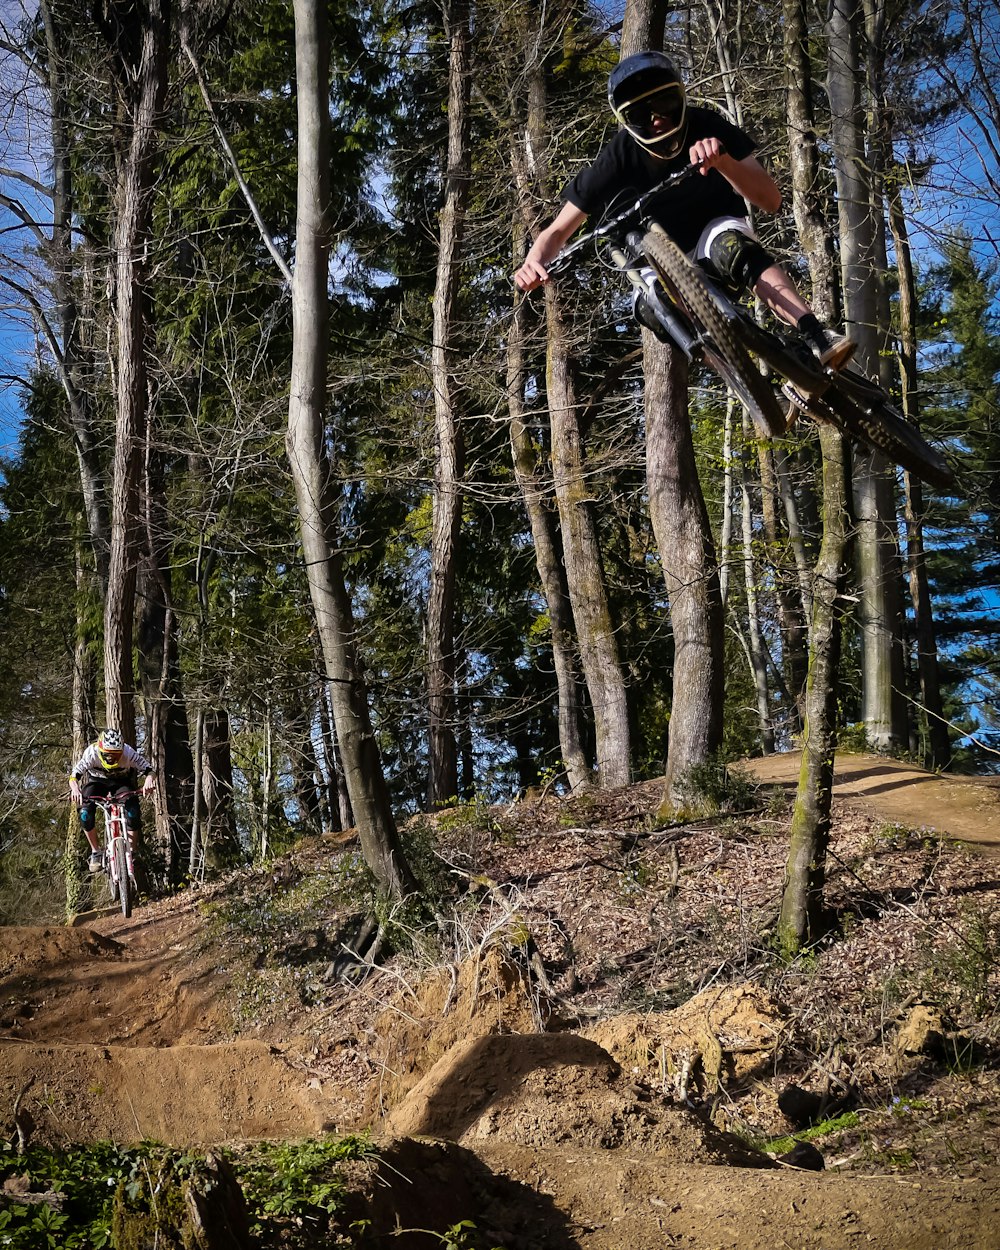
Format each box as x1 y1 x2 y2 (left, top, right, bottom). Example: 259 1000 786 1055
514 50 856 374
69 729 155 872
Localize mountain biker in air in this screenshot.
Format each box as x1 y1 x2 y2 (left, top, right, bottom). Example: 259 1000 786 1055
513 51 856 374
69 729 154 872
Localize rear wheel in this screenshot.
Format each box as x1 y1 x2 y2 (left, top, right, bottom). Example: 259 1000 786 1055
113 837 132 919
641 226 785 436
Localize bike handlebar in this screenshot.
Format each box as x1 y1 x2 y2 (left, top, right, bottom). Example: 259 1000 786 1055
546 160 704 276
89 791 142 805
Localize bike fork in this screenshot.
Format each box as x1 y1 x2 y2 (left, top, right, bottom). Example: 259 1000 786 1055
611 246 706 362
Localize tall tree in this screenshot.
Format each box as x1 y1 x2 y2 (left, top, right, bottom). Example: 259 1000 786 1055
98 0 173 740
426 0 471 808
286 0 416 899
827 0 906 752
619 0 725 812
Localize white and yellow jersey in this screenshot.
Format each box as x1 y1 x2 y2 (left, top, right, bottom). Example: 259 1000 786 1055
70 742 151 787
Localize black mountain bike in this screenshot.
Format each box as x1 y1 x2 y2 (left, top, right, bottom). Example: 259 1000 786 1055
547 163 954 491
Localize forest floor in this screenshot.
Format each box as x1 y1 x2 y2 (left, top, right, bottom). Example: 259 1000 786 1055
2 750 1000 1248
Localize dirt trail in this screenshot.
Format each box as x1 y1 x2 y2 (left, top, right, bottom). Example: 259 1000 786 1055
739 749 1000 854
0 900 333 1145
1 753 998 1248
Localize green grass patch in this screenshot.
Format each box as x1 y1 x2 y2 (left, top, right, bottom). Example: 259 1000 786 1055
764 1110 861 1156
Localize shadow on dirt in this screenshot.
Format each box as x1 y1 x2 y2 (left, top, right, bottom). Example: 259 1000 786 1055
347 1136 583 1248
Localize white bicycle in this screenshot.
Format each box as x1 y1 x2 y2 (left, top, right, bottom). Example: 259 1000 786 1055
92 793 138 919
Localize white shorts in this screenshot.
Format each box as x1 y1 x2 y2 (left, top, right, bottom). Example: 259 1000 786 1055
693 215 758 263
636 216 757 295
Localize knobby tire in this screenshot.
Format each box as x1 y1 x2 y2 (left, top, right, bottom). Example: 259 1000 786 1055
824 374 954 489
113 837 132 919
732 310 953 488
641 226 785 436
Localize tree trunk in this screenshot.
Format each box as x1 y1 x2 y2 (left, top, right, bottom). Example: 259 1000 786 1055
545 301 632 788
287 0 416 899
507 302 591 791
885 136 951 769
741 417 775 753
646 342 725 817
783 0 840 322
39 0 110 587
827 0 906 752
777 0 852 948
138 415 194 884
65 541 97 917
102 0 171 738
286 690 322 836
719 398 736 608
778 423 851 950
507 11 591 791
759 443 808 732
202 706 238 865
426 0 470 809
618 6 724 811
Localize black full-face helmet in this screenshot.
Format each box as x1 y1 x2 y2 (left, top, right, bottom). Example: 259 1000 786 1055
608 51 688 157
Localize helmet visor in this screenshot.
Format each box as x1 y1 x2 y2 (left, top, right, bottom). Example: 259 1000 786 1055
618 83 686 144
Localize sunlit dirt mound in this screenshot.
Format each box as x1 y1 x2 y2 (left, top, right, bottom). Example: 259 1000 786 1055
383 1031 771 1166
0 1040 334 1147
583 982 788 1095
361 945 540 1121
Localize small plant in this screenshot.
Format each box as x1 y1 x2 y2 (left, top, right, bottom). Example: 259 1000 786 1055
919 898 1000 1019
672 753 761 818
890 1095 930 1116
236 1135 374 1243
390 1219 502 1249
619 849 655 898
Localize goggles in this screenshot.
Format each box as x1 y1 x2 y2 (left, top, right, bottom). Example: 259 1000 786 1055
619 83 685 140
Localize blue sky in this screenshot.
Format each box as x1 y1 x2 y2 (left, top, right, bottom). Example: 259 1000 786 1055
0 0 44 466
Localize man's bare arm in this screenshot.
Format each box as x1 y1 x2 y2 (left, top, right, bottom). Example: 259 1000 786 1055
514 201 589 291
688 137 782 214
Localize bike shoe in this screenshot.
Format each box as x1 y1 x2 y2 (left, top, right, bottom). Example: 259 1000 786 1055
809 327 857 371
88 851 102 873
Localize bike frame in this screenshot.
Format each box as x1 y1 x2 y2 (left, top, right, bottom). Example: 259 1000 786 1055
92 793 137 910
551 161 828 392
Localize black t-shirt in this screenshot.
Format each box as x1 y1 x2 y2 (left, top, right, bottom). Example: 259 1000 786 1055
562 107 757 254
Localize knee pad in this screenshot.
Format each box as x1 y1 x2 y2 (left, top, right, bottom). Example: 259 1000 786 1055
79 805 95 833
706 229 774 292
124 797 141 829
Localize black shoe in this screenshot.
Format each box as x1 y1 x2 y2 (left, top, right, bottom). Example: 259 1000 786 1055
807 326 857 371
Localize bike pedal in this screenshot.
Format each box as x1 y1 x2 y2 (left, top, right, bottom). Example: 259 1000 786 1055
781 381 827 423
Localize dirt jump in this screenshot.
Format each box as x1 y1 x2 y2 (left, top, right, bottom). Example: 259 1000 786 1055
1 751 999 1248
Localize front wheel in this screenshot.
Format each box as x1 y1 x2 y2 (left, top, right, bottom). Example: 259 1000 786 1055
641 226 786 437
112 838 132 919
